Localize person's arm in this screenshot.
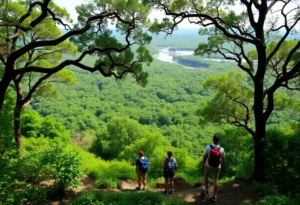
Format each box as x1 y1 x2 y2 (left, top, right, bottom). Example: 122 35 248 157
136 160 139 173
202 154 208 172
174 159 178 169
221 150 225 166
202 146 209 171
162 159 166 169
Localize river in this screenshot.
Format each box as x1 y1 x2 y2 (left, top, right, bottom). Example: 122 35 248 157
154 47 238 68
154 48 194 63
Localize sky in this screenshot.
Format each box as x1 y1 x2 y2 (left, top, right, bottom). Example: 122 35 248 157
52 0 199 29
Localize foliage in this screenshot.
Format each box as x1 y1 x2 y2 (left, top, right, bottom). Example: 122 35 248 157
264 123 300 195
197 71 254 127
70 190 187 205
21 110 70 141
147 0 300 182
215 127 253 178
0 91 15 154
257 194 300 205
0 0 153 120
34 58 237 157
252 181 278 197
0 137 83 204
90 117 146 159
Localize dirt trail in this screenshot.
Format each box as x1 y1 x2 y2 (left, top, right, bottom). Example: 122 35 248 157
120 177 258 205
50 176 258 205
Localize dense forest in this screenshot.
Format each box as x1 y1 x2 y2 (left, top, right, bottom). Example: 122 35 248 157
1 0 300 205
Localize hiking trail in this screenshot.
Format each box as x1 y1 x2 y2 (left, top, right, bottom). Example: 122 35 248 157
50 176 258 205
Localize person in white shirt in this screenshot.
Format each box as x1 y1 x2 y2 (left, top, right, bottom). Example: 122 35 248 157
201 135 225 202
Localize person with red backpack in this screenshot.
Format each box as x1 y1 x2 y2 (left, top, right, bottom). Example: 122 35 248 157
135 150 149 191
201 135 225 202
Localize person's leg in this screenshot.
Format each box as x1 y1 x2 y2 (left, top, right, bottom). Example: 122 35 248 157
170 177 174 189
142 173 146 189
204 166 209 192
212 170 220 196
170 176 175 193
164 177 168 191
137 171 142 189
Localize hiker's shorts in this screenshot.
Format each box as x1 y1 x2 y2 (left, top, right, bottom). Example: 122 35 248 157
163 170 175 178
204 164 220 182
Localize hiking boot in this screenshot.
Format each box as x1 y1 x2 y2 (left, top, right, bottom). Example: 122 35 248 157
201 188 208 195
211 196 217 202
162 190 168 194
135 186 141 190
199 188 208 201
142 187 146 191
169 189 174 194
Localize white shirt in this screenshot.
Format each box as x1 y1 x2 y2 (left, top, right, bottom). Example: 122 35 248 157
204 144 225 168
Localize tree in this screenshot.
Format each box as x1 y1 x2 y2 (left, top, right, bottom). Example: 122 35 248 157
147 0 300 181
90 117 145 159
13 67 76 149
0 0 152 114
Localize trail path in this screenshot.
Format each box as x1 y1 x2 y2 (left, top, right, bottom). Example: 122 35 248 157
120 177 258 205
50 176 258 205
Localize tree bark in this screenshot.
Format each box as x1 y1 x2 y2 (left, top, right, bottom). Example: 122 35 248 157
252 42 267 182
13 79 23 149
14 103 22 149
253 121 266 182
0 69 13 113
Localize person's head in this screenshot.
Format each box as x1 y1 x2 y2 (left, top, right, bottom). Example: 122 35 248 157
213 135 220 144
139 150 144 157
167 150 173 158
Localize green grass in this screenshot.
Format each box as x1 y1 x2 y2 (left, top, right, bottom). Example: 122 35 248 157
70 191 187 205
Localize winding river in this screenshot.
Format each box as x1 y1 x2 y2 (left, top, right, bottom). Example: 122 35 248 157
153 47 236 68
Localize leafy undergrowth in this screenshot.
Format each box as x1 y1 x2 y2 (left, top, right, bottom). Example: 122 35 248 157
70 191 187 205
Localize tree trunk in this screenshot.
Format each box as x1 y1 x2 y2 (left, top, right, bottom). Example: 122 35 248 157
14 104 22 149
253 122 266 182
253 51 267 182
0 69 13 113
14 80 23 149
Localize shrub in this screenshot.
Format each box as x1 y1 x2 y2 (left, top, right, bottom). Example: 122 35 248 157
265 126 300 195
70 191 187 205
0 139 83 204
257 194 300 205
252 181 278 197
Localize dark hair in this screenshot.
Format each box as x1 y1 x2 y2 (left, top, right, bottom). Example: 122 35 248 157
167 150 173 158
213 135 220 144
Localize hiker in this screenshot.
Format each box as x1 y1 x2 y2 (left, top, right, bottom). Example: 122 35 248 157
201 135 225 202
162 150 178 194
136 150 149 191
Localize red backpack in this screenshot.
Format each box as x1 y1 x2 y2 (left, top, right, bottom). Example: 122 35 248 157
208 145 222 167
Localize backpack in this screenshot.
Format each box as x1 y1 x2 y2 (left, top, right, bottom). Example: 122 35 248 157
138 157 149 172
165 158 175 174
208 145 222 168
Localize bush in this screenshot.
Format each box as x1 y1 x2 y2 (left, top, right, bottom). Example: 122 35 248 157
252 181 278 197
74 147 136 188
265 125 300 195
215 127 253 178
70 191 187 205
0 139 83 204
257 194 300 205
